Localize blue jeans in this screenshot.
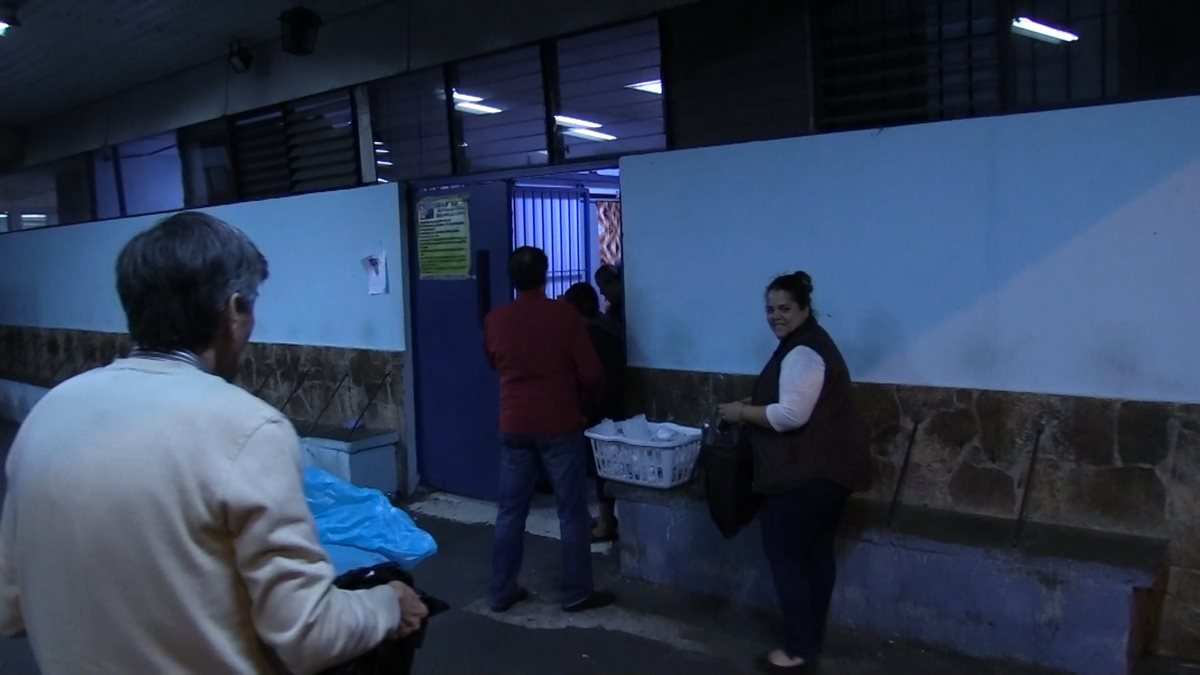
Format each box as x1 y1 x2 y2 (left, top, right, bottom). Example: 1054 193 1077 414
490 433 593 608
760 479 850 659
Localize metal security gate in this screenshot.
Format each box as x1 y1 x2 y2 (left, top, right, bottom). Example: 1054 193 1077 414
512 185 590 298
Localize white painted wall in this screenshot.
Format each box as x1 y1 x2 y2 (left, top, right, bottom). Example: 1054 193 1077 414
621 95 1200 403
0 183 407 351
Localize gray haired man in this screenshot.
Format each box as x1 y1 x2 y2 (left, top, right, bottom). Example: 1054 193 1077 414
0 212 427 674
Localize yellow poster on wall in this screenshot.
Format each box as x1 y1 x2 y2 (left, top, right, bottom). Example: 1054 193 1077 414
417 194 472 279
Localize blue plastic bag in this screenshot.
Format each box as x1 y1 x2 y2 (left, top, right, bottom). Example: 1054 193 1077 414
303 467 438 573
323 544 390 575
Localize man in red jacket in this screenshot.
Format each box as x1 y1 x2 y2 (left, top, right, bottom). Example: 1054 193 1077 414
483 246 615 613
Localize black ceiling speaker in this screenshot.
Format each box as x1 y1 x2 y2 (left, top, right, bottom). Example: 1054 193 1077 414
228 40 254 73
280 6 322 56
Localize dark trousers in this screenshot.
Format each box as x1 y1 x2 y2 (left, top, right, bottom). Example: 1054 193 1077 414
490 433 593 609
759 479 850 659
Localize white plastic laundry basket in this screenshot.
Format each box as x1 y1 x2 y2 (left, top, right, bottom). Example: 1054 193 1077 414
584 419 702 489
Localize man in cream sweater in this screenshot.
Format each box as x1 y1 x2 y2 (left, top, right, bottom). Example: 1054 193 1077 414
0 212 427 674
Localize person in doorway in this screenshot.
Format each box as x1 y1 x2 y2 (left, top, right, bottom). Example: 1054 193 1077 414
484 247 615 613
717 271 871 673
594 264 625 337
0 212 428 674
562 282 625 542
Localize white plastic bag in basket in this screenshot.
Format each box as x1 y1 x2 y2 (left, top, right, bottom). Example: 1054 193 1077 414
622 415 653 441
652 425 681 442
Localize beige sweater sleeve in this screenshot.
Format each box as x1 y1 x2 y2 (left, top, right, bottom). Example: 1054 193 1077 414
223 417 402 675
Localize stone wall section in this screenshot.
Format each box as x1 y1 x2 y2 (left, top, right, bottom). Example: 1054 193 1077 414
0 325 404 432
626 366 1200 657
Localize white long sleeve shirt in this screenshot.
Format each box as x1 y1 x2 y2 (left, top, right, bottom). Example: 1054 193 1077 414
0 357 401 675
765 346 826 432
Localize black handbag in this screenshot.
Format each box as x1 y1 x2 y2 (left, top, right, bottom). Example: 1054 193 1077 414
320 563 449 675
702 421 761 538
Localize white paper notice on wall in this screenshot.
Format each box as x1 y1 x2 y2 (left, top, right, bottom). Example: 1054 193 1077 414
361 251 387 295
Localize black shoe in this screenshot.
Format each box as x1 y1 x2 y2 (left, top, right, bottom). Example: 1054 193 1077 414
591 529 619 544
490 587 529 613
563 591 616 612
591 521 619 543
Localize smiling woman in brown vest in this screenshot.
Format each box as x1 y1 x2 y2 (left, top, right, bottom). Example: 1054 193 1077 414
718 271 872 673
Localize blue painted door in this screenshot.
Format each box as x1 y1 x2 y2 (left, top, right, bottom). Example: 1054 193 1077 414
410 181 512 501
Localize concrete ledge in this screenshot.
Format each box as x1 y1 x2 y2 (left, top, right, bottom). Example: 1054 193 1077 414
613 482 1168 675
297 425 401 454
299 428 399 495
609 476 1167 572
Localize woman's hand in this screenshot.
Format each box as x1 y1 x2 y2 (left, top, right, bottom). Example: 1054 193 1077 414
719 399 772 429
717 401 746 424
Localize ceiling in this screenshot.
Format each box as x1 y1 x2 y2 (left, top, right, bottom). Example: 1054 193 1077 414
0 0 391 126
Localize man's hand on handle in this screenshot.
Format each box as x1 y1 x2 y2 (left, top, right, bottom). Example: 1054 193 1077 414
387 581 430 639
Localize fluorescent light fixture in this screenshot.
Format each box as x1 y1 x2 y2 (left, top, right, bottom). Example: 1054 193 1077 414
1012 16 1079 43
555 115 602 129
375 160 394 166
0 5 17 37
564 128 617 142
625 79 663 95
455 101 503 115
374 148 390 154
373 141 383 146
376 178 389 183
23 213 47 219
452 91 484 103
